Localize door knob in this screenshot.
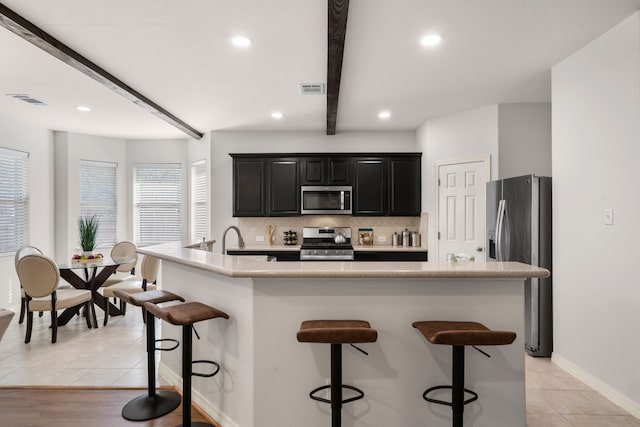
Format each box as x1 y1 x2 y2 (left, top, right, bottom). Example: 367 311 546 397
476 247 484 252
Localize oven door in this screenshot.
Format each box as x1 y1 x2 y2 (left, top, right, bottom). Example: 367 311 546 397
301 186 352 215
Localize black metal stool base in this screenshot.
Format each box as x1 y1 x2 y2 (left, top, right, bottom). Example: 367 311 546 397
423 385 478 407
310 384 365 405
121 390 182 421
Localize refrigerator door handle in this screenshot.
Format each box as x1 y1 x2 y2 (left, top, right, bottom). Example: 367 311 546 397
496 200 505 261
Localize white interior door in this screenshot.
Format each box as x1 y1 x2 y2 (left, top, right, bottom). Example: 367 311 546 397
437 159 488 261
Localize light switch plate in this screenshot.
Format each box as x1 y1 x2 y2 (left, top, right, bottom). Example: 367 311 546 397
378 236 387 243
604 208 614 225
256 235 265 242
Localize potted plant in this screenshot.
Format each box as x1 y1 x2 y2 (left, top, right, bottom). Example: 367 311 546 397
78 214 99 256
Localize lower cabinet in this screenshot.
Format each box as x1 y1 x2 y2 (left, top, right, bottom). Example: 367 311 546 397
354 251 428 262
227 250 427 262
226 250 300 261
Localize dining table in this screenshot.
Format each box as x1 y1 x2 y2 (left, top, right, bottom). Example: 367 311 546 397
57 256 136 328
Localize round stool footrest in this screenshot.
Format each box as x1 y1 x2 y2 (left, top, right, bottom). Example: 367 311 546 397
423 385 478 407
309 384 365 405
192 360 221 378
154 338 179 352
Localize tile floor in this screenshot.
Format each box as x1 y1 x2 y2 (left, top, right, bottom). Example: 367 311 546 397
0 306 638 426
0 305 168 387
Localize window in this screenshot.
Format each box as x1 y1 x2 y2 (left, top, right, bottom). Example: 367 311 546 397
191 160 208 242
134 164 182 247
80 160 117 247
0 147 29 255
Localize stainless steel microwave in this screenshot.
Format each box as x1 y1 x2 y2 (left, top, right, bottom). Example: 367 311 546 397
301 186 352 215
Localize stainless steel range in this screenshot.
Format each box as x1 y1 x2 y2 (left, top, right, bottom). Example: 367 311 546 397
300 227 354 261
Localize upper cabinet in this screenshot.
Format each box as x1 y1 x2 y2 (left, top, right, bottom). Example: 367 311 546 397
300 157 352 185
231 153 421 217
389 156 421 216
233 158 266 217
353 157 387 216
268 158 300 216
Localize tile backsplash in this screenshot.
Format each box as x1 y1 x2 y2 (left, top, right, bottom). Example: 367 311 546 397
238 213 428 248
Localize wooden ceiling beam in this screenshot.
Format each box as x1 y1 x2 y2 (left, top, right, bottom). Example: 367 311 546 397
326 0 349 135
0 3 203 140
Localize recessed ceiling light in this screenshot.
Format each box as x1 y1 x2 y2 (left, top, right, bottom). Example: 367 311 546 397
271 111 283 119
231 36 253 48
76 105 91 112
378 111 391 120
420 34 443 47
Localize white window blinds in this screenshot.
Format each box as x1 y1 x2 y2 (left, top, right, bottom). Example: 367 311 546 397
0 147 29 255
191 160 208 242
80 160 117 247
134 164 182 247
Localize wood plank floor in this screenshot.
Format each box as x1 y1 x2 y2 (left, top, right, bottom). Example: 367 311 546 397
0 387 220 427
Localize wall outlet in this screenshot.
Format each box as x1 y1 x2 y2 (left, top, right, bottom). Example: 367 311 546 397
378 236 387 243
604 208 614 225
256 235 265 242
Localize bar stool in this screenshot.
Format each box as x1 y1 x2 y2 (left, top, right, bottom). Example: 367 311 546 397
297 320 378 427
144 301 229 427
412 321 516 427
112 289 185 421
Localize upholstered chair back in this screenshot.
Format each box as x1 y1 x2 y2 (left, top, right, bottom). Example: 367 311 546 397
111 241 137 272
17 254 60 298
14 246 43 273
140 255 160 283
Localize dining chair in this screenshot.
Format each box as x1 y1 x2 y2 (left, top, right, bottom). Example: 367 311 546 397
98 254 159 326
101 241 138 290
17 254 95 343
14 246 44 324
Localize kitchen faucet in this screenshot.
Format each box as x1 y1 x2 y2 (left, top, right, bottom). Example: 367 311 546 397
221 225 245 254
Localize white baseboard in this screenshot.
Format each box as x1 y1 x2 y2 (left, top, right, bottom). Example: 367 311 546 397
159 362 240 427
551 353 640 419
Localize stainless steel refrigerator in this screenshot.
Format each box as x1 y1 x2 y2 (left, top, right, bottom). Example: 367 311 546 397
486 174 552 357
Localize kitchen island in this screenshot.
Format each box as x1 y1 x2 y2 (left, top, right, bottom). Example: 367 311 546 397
139 242 549 427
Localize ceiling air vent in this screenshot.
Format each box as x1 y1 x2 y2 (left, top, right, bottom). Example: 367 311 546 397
6 94 47 106
300 83 325 95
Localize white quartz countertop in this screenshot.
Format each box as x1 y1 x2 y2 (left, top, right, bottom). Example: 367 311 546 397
139 242 548 279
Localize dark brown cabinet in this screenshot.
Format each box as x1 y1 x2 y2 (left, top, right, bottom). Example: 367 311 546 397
268 159 300 216
353 158 387 216
233 158 266 217
232 153 421 217
389 157 421 216
300 157 352 185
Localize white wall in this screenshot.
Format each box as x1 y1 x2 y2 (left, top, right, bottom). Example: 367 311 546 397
416 105 500 253
53 132 127 261
209 131 417 251
498 103 552 178
0 114 54 310
552 12 640 415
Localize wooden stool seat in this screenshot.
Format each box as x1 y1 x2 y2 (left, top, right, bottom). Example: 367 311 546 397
412 321 516 346
113 289 184 307
413 320 516 427
297 320 378 344
143 301 229 326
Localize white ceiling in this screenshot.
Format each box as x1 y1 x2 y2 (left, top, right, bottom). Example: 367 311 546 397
0 0 638 139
